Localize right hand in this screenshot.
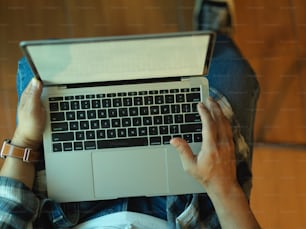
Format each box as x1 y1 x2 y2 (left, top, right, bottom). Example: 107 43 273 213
170 98 238 196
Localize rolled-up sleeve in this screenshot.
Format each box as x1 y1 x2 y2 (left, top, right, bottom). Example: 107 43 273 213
0 176 39 229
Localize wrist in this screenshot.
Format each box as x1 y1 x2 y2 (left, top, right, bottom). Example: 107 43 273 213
12 132 41 151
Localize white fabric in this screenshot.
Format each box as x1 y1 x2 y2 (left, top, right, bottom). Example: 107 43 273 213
73 211 167 229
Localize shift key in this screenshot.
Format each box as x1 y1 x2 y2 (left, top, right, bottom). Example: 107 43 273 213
52 132 74 142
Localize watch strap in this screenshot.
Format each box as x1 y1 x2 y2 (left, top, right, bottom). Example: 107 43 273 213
0 139 40 163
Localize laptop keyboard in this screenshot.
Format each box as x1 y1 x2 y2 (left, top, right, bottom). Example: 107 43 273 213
49 87 203 152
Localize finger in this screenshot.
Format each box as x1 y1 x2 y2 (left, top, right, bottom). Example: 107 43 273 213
207 98 231 143
170 138 197 174
197 102 216 147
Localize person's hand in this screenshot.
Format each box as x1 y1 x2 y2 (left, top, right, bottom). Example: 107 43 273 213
170 98 237 196
12 77 46 150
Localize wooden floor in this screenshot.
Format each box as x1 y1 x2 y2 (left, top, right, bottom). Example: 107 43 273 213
0 0 305 228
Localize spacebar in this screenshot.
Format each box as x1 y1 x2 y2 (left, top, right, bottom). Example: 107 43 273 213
97 138 148 149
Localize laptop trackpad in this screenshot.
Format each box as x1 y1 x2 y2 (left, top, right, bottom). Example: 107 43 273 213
92 148 168 199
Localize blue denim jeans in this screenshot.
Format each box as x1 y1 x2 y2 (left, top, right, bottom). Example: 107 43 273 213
16 34 259 226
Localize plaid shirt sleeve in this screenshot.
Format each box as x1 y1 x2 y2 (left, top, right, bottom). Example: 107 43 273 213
0 176 40 229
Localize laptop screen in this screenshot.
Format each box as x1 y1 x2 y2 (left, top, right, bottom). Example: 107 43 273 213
20 32 215 86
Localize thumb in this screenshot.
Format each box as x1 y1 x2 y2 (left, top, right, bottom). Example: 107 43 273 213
170 138 196 174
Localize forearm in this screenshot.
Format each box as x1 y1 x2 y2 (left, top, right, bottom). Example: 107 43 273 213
207 184 261 229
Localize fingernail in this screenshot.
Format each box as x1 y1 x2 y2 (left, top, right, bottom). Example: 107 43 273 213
32 77 40 89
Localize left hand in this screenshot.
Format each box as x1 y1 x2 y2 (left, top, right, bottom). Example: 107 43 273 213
12 77 46 150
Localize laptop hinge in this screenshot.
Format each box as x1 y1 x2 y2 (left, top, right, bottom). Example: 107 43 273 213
64 77 182 89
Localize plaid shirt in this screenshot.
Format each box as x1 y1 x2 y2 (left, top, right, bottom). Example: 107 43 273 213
0 88 252 229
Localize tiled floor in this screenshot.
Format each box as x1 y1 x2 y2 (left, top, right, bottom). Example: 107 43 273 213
0 0 305 228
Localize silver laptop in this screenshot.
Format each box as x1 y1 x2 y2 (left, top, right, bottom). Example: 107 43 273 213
20 31 216 203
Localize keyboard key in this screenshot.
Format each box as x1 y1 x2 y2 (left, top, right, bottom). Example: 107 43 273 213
159 126 169 135
117 128 127 138
87 110 97 119
153 116 163 125
107 93 116 97
52 132 74 142
134 97 143 106
63 142 73 151
183 134 193 143
176 94 185 103
81 100 91 109
86 131 95 139
86 94 95 99
138 127 148 136
154 95 164 104
77 111 86 120
182 104 191 113
113 98 122 107
51 122 68 132
185 113 201 123
97 137 148 149
70 121 79 130
51 112 65 122
102 99 111 108
133 117 142 126
90 120 100 129
150 106 159 115
80 121 90 129
49 102 59 111
101 120 110 128
108 109 118 118
143 117 152 125
75 95 84 100
122 118 132 127
60 102 69 110
180 124 202 133
144 96 154 105
186 93 201 102
194 133 202 142
107 129 116 138
96 130 106 139
49 97 63 101
74 142 83 150
150 137 162 145
129 107 138 116
140 107 149 116
53 143 62 152
162 136 171 144
98 109 107 118
165 95 174 103
84 141 96 150
128 128 137 137
123 97 132 106
119 108 128 117
92 99 101 108
149 126 158 135
65 96 74 100
174 114 184 123
75 131 85 140
170 125 179 134
171 105 180 113
160 105 170 114
66 111 76 120
70 101 80 110
112 119 121 128
163 115 173 124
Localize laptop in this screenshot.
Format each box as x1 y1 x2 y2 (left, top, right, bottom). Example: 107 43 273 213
20 31 216 203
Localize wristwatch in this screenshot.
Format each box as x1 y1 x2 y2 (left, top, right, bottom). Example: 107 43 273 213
0 139 40 163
